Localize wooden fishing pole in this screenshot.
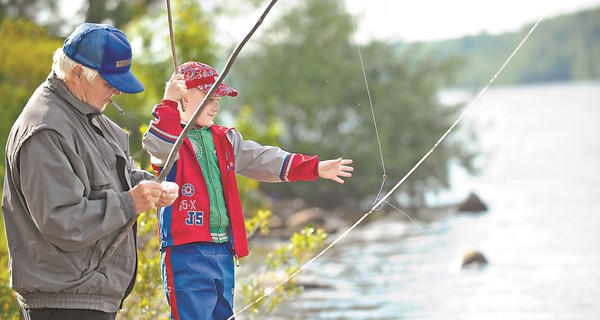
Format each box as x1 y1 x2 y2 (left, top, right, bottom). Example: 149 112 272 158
96 0 280 271
166 0 187 111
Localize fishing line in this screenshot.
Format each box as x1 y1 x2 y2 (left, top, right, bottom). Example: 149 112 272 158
384 200 429 237
350 15 388 210
370 14 544 211
229 203 374 320
231 14 387 319
231 10 545 318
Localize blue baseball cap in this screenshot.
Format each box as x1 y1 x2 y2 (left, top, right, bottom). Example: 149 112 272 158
63 23 144 94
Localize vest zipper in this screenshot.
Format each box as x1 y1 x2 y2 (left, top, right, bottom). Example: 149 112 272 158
200 131 224 242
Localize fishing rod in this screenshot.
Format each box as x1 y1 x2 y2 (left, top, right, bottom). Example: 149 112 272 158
165 0 187 111
229 13 545 319
96 0 280 271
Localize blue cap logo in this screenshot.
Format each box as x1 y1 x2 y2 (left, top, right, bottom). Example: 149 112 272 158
63 23 144 94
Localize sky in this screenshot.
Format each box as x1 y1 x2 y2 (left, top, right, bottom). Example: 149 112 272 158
56 0 600 43
345 0 600 42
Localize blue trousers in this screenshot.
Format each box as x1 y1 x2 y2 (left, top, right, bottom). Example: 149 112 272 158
161 242 235 320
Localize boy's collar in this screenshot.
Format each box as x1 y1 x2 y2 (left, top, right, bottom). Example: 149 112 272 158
180 121 213 130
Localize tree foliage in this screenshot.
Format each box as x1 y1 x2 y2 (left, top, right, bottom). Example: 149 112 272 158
0 0 164 35
234 0 476 210
241 227 327 319
0 18 62 162
421 5 600 87
108 0 216 169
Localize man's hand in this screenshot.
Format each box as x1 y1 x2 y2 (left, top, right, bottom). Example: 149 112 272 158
129 180 177 215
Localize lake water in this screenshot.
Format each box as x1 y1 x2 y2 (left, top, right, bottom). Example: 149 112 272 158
236 82 600 319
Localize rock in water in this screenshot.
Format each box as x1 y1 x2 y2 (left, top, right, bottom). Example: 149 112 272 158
448 249 489 273
458 192 488 212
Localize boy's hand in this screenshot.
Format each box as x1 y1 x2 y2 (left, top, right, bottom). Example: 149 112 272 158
164 73 187 102
156 181 179 208
318 158 354 184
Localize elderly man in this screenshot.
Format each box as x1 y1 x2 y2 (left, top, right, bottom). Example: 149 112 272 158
2 23 177 320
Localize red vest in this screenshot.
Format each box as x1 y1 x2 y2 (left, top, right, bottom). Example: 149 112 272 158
155 125 249 258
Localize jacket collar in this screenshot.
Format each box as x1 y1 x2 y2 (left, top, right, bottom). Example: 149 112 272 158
45 72 102 118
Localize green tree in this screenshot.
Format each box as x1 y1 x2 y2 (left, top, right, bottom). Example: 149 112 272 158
422 6 600 87
0 0 60 27
0 0 164 35
111 0 217 169
83 0 163 29
0 18 62 167
235 0 476 210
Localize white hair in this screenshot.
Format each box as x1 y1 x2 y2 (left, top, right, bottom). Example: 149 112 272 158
52 48 98 82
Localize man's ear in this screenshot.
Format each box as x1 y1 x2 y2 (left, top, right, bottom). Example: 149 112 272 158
71 65 84 80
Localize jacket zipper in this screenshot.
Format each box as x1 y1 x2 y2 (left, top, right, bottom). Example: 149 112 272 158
200 131 225 242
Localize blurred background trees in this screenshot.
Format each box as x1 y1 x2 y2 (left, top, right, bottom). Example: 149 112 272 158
233 0 475 210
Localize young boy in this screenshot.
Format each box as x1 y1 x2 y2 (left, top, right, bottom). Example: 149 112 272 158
142 61 353 319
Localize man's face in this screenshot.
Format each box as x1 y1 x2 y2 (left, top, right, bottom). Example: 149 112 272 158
81 74 120 111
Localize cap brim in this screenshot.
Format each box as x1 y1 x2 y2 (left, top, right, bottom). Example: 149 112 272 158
214 83 238 97
100 70 144 94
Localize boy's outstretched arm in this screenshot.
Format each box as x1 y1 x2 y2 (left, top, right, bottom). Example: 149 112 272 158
318 158 354 184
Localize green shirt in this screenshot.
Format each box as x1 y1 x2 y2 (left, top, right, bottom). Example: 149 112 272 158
188 126 230 242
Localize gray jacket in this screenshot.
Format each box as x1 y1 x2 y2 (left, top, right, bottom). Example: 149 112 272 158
2 73 153 312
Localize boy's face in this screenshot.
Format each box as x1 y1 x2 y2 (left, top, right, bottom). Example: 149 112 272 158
180 88 220 127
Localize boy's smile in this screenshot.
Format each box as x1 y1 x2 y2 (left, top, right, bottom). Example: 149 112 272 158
181 88 220 127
